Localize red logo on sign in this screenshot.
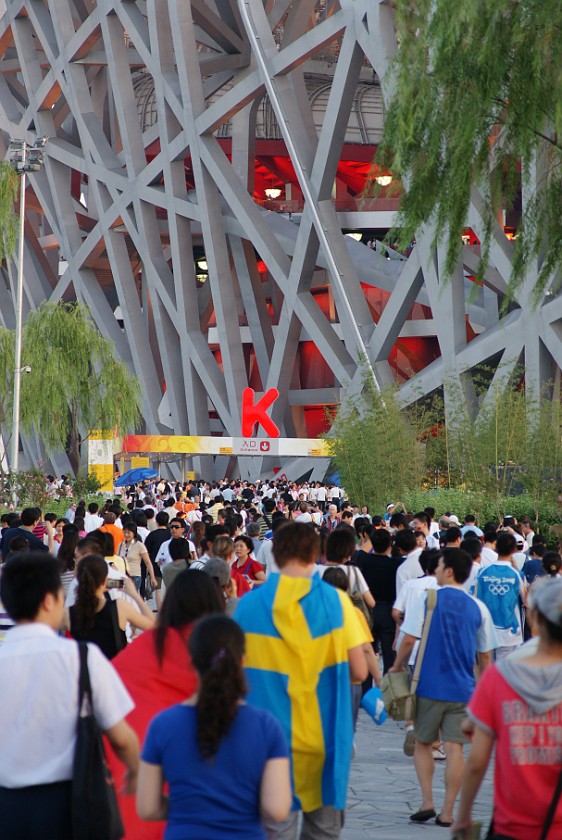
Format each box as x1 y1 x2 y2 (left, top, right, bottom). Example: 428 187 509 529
241 388 280 438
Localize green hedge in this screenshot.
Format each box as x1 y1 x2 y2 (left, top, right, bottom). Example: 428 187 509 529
401 489 561 531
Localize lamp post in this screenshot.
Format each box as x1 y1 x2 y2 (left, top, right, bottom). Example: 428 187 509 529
8 137 47 489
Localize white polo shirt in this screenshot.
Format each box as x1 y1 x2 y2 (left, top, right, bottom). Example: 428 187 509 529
155 537 196 567
0 623 133 787
395 547 423 596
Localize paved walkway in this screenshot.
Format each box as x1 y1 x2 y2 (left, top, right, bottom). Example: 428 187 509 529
343 712 494 839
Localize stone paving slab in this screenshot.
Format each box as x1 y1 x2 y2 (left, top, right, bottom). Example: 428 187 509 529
342 713 494 839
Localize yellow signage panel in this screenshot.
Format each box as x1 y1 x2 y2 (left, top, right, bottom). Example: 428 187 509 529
89 463 114 493
122 434 329 457
186 471 196 480
131 456 150 468
89 429 113 441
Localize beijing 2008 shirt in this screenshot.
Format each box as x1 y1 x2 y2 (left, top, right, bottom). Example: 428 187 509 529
401 586 496 703
474 560 526 648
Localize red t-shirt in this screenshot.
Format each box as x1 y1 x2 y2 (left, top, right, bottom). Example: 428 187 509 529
232 557 264 582
469 664 562 839
230 567 251 596
108 627 198 839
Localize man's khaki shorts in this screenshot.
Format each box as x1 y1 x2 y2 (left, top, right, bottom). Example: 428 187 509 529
413 696 468 745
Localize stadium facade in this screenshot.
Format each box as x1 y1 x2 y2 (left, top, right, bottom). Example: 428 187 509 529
0 0 557 479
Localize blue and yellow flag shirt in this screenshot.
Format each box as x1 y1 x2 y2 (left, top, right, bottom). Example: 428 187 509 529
235 572 366 812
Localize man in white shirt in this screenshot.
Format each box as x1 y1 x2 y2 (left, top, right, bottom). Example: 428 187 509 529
222 485 235 503
155 519 196 566
460 515 484 539
83 502 104 533
295 502 312 523
411 512 440 550
393 551 440 669
0 553 139 838
520 516 535 548
480 529 499 568
395 530 423 596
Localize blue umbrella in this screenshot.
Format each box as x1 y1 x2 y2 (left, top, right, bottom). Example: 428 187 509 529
114 467 159 487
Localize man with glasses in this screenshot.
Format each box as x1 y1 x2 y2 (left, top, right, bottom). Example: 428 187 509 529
154 518 197 569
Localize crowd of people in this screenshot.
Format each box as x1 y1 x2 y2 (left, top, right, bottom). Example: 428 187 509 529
0 476 561 840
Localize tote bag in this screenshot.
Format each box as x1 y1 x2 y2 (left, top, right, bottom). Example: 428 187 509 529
72 643 124 840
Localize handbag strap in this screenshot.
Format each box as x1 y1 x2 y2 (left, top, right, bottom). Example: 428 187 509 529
540 764 562 840
411 587 437 694
77 641 92 714
105 592 124 654
350 565 359 595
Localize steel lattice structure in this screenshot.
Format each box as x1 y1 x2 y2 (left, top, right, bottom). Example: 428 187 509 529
0 0 559 479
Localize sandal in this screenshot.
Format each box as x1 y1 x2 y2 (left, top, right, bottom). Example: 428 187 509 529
436 815 453 827
410 808 436 822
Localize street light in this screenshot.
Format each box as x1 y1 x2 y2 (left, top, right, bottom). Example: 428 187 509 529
8 136 47 487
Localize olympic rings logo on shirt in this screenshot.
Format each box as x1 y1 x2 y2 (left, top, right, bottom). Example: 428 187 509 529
488 583 511 596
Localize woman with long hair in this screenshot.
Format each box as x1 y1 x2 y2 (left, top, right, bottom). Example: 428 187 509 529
107 569 224 840
137 615 291 838
72 516 87 538
68 554 155 659
118 522 157 593
53 518 68 546
190 520 206 557
354 519 373 553
57 525 79 593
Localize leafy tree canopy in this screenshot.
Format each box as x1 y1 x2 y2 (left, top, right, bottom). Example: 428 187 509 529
0 161 17 259
376 0 562 301
0 301 142 471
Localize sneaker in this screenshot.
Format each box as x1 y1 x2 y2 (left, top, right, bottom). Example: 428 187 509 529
433 746 446 760
403 729 415 757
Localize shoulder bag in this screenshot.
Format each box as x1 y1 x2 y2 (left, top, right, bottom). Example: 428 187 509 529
381 588 437 721
349 565 373 625
105 593 127 657
72 642 125 840
540 764 562 839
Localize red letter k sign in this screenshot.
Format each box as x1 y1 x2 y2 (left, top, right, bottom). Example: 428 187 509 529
241 388 280 438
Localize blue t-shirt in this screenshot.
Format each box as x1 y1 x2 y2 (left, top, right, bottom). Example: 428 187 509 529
475 562 524 647
522 558 544 585
142 703 288 840
402 587 495 703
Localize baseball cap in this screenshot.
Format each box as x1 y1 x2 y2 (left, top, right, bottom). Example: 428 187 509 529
528 577 562 626
448 515 460 526
202 557 231 587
